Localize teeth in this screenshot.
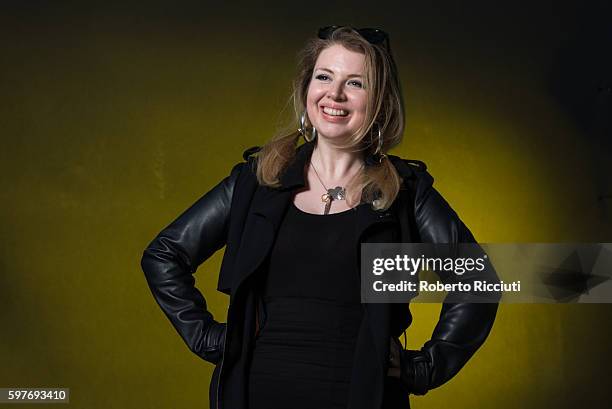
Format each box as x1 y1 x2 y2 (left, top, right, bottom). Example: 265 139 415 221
323 107 348 116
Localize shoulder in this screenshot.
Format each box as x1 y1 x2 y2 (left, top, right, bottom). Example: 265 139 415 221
239 146 261 178
387 154 434 193
388 156 474 242
387 154 429 178
242 145 262 161
224 145 262 188
227 146 262 174
212 146 261 193
211 147 261 212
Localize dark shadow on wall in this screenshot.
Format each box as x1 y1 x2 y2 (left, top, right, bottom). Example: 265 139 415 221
548 0 612 228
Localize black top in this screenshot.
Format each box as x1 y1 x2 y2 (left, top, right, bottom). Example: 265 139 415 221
248 202 364 409
263 202 361 303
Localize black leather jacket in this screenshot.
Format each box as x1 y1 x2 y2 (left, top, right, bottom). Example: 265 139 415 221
141 141 500 409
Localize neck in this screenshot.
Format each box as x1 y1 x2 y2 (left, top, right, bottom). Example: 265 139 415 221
311 139 364 181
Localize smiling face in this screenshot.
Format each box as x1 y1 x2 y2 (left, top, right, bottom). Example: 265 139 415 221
306 44 368 142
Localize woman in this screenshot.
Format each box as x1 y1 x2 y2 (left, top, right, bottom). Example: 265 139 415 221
141 26 499 409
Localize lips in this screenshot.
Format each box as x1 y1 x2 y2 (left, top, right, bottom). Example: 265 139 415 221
322 106 348 116
320 105 350 122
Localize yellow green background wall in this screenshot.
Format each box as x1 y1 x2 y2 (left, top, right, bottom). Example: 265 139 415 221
1 1 610 408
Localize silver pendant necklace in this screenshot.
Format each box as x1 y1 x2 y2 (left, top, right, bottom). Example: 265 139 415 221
310 159 363 215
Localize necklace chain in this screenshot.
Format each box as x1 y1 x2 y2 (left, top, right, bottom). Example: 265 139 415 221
309 160 330 191
309 153 364 214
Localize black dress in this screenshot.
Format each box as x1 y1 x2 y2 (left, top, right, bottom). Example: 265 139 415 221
248 201 364 409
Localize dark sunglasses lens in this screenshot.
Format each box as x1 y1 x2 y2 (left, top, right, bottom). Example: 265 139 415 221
317 26 389 47
357 28 388 45
318 26 339 39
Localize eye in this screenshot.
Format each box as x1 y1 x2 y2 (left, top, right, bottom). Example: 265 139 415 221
348 80 363 88
315 74 331 81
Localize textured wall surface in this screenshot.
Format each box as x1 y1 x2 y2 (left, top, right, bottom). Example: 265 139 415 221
1 1 610 408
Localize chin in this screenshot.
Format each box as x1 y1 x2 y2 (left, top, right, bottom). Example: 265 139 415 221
313 124 353 140
317 129 351 141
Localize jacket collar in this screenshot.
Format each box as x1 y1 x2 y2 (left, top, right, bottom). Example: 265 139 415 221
277 140 415 190
273 140 398 231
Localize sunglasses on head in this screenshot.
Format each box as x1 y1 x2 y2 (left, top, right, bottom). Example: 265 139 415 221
317 25 390 49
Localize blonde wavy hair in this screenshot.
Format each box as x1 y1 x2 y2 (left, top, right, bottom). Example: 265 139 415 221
255 27 405 210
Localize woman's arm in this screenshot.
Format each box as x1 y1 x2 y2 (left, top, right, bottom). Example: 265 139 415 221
399 165 501 395
140 161 244 364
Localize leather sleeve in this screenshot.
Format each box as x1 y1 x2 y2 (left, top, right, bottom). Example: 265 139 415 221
399 166 501 395
140 161 244 364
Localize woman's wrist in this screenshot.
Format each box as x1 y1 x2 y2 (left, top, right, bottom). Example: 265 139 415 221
201 321 227 364
399 349 431 395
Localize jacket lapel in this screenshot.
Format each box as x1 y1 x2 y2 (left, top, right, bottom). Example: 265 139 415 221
230 187 291 299
229 142 315 299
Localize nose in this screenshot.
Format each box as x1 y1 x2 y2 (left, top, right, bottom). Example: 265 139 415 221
327 82 346 101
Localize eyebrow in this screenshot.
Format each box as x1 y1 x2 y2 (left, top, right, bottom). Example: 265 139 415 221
315 67 363 79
